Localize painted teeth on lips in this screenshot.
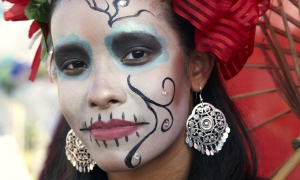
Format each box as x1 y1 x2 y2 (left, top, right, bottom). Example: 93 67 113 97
88 119 149 140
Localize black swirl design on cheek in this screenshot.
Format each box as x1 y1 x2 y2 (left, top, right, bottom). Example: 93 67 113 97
124 75 175 168
85 0 154 27
160 77 175 132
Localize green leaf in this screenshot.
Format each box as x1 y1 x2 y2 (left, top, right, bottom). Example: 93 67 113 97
35 20 48 51
41 35 49 64
25 0 50 23
36 0 48 3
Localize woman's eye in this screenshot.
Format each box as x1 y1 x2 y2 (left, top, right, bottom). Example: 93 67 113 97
121 48 153 65
111 32 163 66
66 61 86 69
60 60 88 76
125 50 146 59
54 43 91 78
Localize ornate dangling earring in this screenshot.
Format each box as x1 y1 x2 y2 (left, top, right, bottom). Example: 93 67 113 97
65 129 96 173
185 87 230 156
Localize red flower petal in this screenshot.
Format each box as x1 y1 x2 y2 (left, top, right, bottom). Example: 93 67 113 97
3 3 28 21
2 0 30 4
29 21 40 38
29 43 42 82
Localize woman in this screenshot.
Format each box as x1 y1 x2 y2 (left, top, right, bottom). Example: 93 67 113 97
4 0 270 179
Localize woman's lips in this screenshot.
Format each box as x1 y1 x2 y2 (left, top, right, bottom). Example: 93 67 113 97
88 119 148 140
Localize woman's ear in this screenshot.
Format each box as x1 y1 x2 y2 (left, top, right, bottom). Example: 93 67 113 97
48 49 57 83
188 51 215 92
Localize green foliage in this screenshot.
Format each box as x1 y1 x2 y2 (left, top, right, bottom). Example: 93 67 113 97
41 35 49 63
25 0 50 53
24 0 50 23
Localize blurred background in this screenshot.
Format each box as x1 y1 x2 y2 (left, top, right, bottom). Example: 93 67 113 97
0 1 60 180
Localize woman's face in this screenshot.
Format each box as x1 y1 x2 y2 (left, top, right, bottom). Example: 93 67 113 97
51 0 192 172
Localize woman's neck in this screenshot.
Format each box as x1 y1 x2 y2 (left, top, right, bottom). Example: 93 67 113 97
107 128 192 180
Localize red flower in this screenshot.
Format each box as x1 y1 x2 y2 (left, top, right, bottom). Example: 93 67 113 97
3 0 46 82
3 0 30 21
28 20 39 38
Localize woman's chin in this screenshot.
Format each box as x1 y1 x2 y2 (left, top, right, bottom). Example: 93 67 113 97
96 161 135 173
94 152 148 173
97 164 129 173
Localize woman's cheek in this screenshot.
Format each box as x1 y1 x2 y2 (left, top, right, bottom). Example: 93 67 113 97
57 79 84 125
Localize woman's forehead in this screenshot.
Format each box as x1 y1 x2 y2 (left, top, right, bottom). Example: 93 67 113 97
51 0 164 24
51 0 171 46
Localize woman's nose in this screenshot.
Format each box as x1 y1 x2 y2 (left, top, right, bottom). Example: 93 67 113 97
86 74 126 110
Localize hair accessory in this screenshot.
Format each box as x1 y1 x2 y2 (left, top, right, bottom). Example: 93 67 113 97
185 87 230 156
3 0 51 82
172 0 270 80
4 0 270 81
65 129 96 173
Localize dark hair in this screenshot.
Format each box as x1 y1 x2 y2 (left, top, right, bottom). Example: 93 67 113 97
40 1 259 179
162 5 259 180
39 115 108 180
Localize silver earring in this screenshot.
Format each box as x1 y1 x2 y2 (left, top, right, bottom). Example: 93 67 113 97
65 129 96 173
185 87 230 156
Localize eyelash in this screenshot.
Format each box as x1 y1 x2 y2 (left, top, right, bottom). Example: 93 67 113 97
60 59 88 76
121 47 154 65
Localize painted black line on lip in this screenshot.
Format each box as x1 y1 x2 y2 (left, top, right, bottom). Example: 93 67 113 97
90 135 92 142
79 122 150 131
115 139 119 147
80 121 89 131
110 112 113 119
98 113 101 121
136 132 140 137
122 112 125 120
103 140 107 148
125 136 128 142
96 140 101 147
90 117 93 125
134 115 137 122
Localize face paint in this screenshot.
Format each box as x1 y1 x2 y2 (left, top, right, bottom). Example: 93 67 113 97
51 0 192 173
124 75 175 168
85 0 153 27
54 34 93 80
105 21 169 73
79 74 175 168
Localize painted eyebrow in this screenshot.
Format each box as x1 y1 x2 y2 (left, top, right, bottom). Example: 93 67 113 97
54 43 90 67
111 32 162 57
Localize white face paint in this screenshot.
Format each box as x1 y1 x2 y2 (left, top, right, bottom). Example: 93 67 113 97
51 0 192 172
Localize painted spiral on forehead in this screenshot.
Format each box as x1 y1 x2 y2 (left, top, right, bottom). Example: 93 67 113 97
85 0 154 27
125 75 175 168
